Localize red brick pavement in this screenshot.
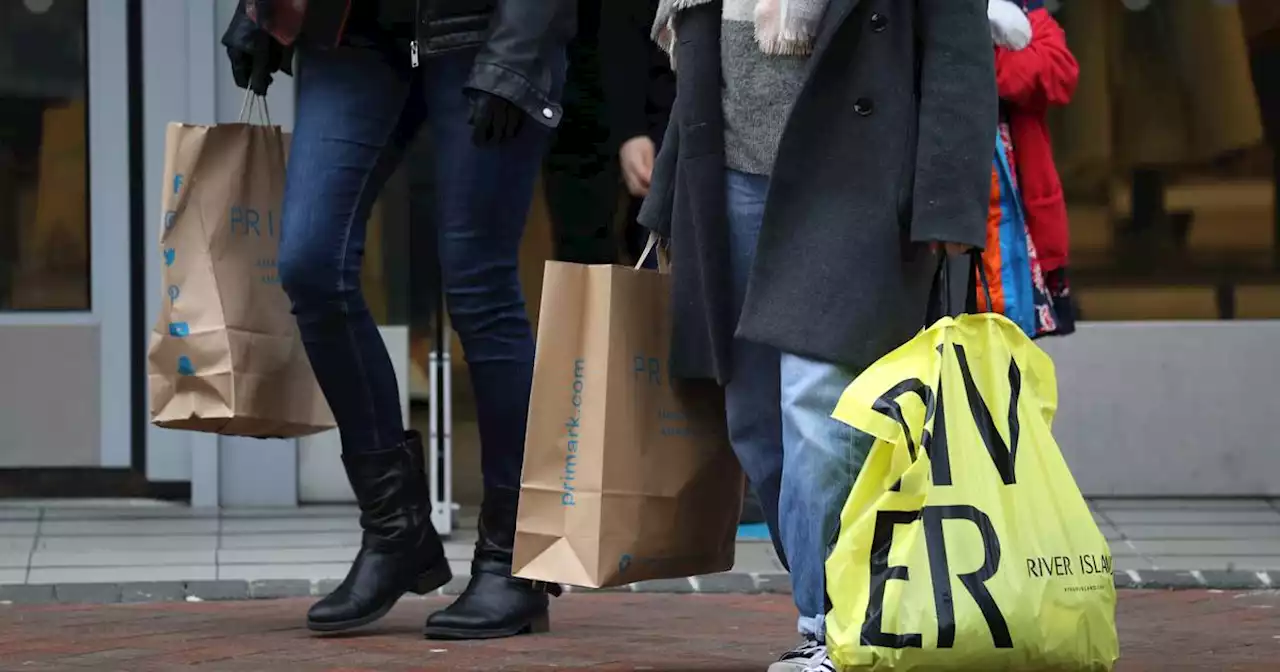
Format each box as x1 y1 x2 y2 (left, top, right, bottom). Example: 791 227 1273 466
0 591 1276 671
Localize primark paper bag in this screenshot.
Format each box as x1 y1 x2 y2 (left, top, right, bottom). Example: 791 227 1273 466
513 261 744 588
148 120 333 438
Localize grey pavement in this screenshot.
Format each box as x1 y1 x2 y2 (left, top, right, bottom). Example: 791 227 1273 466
1 498 1279 604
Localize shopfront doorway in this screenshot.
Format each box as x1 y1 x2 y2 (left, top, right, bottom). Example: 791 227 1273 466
0 0 143 494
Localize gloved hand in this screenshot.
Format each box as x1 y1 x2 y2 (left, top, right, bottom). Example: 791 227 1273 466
467 92 526 147
225 23 286 96
988 0 1033 51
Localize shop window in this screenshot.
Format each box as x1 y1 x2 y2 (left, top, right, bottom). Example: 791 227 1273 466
1052 0 1280 320
0 0 89 311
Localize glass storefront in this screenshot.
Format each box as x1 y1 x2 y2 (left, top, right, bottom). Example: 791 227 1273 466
358 0 1280 503
0 0 134 478
4 0 1275 498
0 0 89 311
1053 0 1280 320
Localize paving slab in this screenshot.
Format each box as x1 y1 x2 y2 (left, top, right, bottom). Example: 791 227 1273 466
0 552 30 570
51 583 121 604
1111 555 1156 571
1092 498 1276 511
185 580 250 601
0 521 39 536
0 584 53 604
1146 555 1280 571
216 547 360 565
1103 508 1280 525
30 549 215 568
216 563 351 583
219 505 358 519
444 542 475 560
1113 523 1280 540
1098 523 1124 540
248 580 312 599
27 565 217 584
39 519 220 536
0 537 35 552
219 517 360 534
217 532 357 550
730 541 786 574
120 582 187 603
39 506 216 520
35 534 219 552
1129 539 1280 557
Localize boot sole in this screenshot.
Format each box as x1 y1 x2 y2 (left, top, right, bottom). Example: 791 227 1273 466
307 564 454 634
422 613 550 640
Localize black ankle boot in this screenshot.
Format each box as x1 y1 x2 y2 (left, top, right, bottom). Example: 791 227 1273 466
422 487 560 640
307 431 452 632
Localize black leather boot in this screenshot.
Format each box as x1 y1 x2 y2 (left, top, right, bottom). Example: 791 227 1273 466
307 431 452 632
422 486 561 640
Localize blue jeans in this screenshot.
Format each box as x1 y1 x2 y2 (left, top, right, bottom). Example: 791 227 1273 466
723 170 872 638
280 44 556 492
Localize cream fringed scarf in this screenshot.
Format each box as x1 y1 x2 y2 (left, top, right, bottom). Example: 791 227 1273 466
653 0 830 57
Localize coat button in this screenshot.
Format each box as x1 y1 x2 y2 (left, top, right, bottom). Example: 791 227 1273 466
854 98 874 116
870 12 888 32
542 107 555 119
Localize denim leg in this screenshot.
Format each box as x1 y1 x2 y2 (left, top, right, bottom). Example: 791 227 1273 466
779 353 872 638
722 169 787 568
422 49 562 492
278 44 426 455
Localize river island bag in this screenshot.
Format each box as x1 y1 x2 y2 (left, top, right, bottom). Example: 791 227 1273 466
148 103 333 438
513 255 743 588
826 311 1118 671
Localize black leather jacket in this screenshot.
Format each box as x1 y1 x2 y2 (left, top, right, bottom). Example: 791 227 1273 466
434 0 576 128
226 0 576 128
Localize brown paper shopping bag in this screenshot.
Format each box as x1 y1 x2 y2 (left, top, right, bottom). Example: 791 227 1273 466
513 260 744 588
147 114 333 438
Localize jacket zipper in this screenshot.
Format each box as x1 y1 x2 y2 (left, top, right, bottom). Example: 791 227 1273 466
410 0 421 67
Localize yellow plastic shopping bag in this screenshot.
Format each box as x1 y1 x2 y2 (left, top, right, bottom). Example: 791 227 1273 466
827 313 1118 671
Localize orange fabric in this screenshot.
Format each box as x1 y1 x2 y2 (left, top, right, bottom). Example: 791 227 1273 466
979 163 1007 316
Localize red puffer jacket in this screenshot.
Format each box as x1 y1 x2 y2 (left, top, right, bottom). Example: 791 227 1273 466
995 7 1078 272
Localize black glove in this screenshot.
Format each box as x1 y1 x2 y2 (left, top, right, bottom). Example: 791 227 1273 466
223 19 285 96
467 91 526 147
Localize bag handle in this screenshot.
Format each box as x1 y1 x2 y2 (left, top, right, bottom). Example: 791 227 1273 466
238 89 273 126
927 250 992 324
972 250 994 312
635 231 672 273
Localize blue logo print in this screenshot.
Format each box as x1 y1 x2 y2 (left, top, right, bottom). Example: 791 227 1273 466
173 174 184 195
167 285 180 304
164 211 177 231
163 248 176 266
177 355 195 376
168 322 190 338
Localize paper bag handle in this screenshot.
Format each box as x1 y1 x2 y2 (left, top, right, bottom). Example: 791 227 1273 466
635 231 672 273
238 90 273 127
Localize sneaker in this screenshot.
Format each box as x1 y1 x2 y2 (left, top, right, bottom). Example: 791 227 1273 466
802 653 836 672
767 637 826 672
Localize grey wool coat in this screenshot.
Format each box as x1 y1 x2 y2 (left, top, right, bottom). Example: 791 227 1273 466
639 0 997 383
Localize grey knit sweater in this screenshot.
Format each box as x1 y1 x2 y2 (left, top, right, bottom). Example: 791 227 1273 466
720 0 811 175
